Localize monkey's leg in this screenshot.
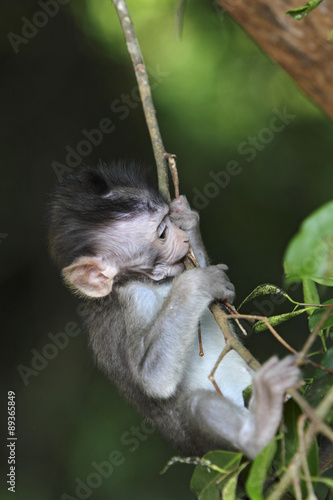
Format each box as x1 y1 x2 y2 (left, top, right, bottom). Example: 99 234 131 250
185 389 252 456
186 356 300 459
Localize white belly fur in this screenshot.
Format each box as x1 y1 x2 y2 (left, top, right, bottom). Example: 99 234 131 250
184 308 254 407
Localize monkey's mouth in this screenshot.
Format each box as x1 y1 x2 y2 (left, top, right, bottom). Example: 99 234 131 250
173 252 188 268
168 250 189 276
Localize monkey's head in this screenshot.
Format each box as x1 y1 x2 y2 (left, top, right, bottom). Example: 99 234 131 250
48 162 190 297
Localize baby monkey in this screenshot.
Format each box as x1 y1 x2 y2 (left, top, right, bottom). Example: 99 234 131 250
48 161 300 459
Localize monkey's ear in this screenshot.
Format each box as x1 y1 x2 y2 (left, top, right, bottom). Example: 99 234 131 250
62 256 118 298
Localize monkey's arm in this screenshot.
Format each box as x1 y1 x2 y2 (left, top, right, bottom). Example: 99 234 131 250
119 265 234 398
170 196 208 267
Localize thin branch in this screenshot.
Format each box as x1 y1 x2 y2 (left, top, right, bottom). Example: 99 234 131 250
209 304 261 371
167 154 179 198
225 311 333 441
267 385 333 500
299 302 333 363
184 253 262 375
111 0 169 197
292 475 302 500
316 384 333 420
298 415 316 499
198 321 204 357
111 0 250 377
288 388 333 443
208 342 232 394
227 312 333 374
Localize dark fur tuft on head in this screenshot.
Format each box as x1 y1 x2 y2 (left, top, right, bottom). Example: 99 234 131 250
48 161 167 269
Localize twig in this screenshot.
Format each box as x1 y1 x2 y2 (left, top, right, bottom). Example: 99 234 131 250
208 343 232 395
225 312 333 441
267 385 333 500
227 313 333 374
208 304 261 371
288 388 333 442
111 0 169 197
184 253 262 377
292 475 302 500
198 321 204 357
298 415 316 499
316 384 333 420
299 302 333 363
167 154 179 198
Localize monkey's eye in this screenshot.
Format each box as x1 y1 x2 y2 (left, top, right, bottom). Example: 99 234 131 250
158 223 167 240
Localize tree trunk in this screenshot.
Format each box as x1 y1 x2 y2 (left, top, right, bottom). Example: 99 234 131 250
216 0 333 120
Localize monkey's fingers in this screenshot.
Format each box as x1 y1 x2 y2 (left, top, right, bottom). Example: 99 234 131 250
254 356 301 393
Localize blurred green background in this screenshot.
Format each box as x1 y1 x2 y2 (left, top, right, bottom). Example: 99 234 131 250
1 0 333 498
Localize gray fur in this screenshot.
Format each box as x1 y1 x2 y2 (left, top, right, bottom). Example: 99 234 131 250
48 162 300 459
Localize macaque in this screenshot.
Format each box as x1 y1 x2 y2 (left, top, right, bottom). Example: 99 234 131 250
48 161 300 459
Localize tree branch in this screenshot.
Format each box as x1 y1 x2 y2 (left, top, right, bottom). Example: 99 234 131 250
111 0 244 367
267 385 333 499
111 0 169 197
216 0 333 120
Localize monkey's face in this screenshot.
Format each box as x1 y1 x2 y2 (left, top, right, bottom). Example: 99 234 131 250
61 205 190 298
111 205 190 281
147 207 190 280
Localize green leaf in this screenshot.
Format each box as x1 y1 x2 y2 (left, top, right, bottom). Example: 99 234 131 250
305 348 333 422
284 201 333 286
305 374 333 421
285 0 323 20
243 385 252 407
222 472 238 500
282 399 319 496
314 347 333 379
302 278 320 306
222 462 249 500
245 440 277 500
309 299 333 331
283 399 301 463
253 308 309 333
238 284 289 310
190 451 242 500
307 437 319 485
311 476 333 488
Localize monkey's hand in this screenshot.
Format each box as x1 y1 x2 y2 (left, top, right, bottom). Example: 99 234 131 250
195 264 235 303
238 355 301 458
170 196 208 267
170 195 200 234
